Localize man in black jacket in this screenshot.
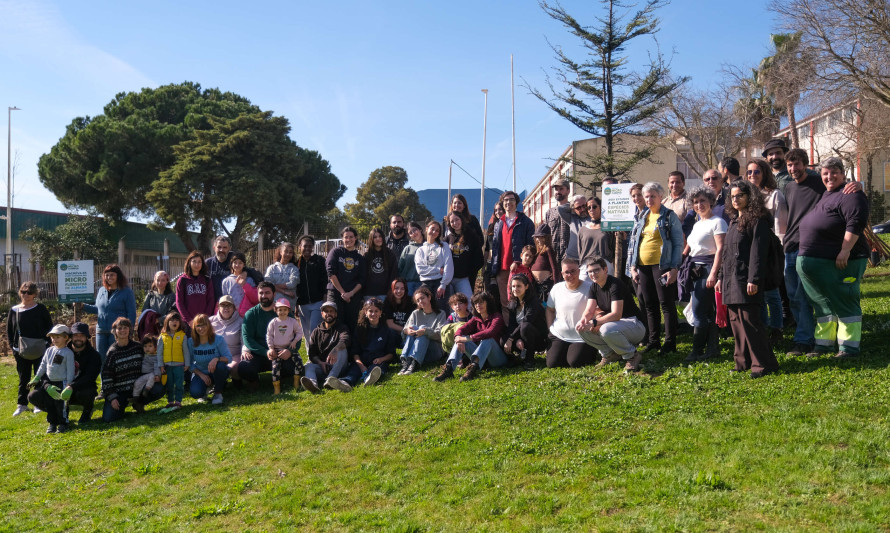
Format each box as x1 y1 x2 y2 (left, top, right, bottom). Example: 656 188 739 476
67 322 103 423
300 302 356 393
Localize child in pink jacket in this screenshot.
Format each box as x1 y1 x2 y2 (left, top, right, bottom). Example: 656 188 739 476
266 299 304 394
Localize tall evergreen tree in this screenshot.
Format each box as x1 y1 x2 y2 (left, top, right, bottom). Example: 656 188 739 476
529 0 685 185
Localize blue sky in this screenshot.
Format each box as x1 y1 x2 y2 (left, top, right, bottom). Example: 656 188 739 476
1 0 777 219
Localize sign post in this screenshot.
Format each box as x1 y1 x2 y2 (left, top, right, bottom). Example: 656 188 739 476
58 261 95 314
601 183 635 231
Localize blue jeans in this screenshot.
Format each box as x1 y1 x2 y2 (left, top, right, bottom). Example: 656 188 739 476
189 364 230 398
164 365 185 403
761 288 783 330
402 335 432 365
448 277 473 299
406 281 423 298
689 262 715 327
96 332 114 365
446 338 507 369
304 348 353 385
784 250 815 345
298 301 323 338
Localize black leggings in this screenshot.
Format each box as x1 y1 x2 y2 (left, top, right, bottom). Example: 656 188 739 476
546 335 597 368
636 264 678 347
328 289 362 335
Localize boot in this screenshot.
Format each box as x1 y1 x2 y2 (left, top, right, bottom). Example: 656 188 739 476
702 324 720 360
293 375 301 392
684 327 708 362
272 381 281 395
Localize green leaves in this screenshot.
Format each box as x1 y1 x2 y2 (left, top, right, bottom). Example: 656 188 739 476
38 82 344 251
344 166 432 228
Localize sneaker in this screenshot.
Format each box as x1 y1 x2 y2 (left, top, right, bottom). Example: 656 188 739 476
211 393 224 405
364 366 382 386
132 401 145 414
32 407 43 414
834 351 858 359
12 405 29 417
397 357 410 375
624 351 643 373
301 376 321 394
434 363 454 382
787 343 812 356
56 424 69 434
46 425 57 434
325 376 353 393
460 362 479 382
596 353 622 368
403 359 420 375
197 396 208 404
642 343 660 354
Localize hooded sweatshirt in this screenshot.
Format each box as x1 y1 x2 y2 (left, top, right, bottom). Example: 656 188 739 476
210 310 244 360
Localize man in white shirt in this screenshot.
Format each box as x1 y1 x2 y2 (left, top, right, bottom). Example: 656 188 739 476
544 258 596 368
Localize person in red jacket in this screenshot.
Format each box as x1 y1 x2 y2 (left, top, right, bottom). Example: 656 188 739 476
435 291 506 382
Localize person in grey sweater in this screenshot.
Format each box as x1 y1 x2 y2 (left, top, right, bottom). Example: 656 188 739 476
398 286 447 375
27 325 75 433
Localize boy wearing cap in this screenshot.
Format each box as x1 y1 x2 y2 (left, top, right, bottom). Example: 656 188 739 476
266 299 304 394
27 325 75 433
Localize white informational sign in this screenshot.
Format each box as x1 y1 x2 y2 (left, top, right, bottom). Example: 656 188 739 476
57 260 95 304
601 183 635 231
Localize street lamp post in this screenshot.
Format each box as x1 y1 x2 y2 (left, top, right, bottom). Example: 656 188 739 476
480 90 488 229
7 106 20 278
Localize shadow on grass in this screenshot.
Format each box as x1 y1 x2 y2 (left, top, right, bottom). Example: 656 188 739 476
71 374 309 431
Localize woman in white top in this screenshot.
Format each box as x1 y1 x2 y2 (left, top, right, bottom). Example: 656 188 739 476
414 220 454 310
682 186 727 362
746 158 786 342
264 242 299 310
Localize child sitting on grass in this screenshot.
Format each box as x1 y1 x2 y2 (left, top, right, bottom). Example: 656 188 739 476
27 324 75 434
157 312 191 413
266 299 304 395
441 292 471 356
133 335 161 400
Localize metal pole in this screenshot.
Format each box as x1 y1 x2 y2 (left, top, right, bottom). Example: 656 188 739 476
480 89 488 228
7 106 21 278
511 55 516 193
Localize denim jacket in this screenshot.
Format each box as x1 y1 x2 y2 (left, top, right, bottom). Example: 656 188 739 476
625 206 684 276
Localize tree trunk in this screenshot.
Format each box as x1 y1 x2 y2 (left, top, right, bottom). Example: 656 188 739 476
787 104 800 149
173 220 196 252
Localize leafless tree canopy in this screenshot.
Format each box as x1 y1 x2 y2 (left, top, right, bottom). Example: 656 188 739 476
770 0 890 108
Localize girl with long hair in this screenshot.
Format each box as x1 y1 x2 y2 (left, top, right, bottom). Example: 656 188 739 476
188 314 231 405
363 227 397 301
398 286 447 375
265 242 300 309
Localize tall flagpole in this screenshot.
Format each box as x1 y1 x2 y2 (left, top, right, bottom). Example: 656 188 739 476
480 89 489 228
511 55 516 193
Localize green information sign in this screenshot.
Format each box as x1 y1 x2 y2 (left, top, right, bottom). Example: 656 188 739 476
57 260 96 304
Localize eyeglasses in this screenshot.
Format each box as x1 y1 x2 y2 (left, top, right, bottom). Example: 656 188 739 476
573 205 588 211
562 268 579 275
589 204 601 210
703 176 721 182
502 197 517 204
731 194 747 200
746 169 762 176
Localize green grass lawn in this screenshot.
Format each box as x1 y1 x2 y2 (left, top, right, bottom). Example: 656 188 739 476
3 268 890 532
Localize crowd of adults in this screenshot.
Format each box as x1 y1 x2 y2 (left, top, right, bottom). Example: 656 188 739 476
7 138 873 432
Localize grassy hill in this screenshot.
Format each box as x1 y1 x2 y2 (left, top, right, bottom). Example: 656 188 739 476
2 266 890 531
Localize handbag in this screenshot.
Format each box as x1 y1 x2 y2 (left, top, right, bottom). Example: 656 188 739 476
14 308 46 360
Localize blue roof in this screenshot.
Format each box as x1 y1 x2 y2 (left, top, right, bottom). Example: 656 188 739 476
416 188 527 222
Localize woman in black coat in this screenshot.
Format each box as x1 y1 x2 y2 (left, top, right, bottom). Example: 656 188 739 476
503 273 548 370
716 180 779 378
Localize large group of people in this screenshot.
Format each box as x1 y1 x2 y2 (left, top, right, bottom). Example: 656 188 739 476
8 145 873 432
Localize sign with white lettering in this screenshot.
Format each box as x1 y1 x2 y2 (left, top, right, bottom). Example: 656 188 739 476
57 260 95 304
601 183 635 231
